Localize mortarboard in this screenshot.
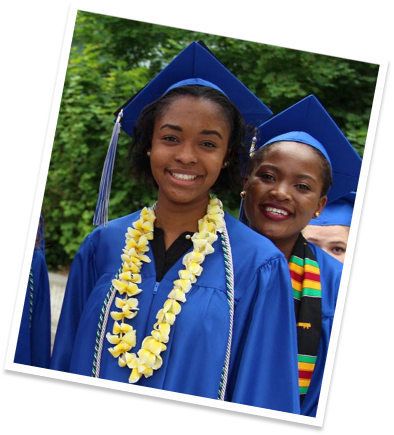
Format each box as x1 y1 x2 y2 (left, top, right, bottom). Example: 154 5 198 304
308 191 356 227
94 41 273 226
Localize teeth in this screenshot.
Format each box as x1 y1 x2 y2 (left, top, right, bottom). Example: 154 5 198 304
265 206 289 216
171 172 198 181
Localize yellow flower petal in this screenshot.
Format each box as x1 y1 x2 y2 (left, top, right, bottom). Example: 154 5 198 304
151 322 171 343
138 348 156 367
178 270 194 280
118 352 134 367
112 321 132 334
126 228 143 240
156 309 176 325
129 368 142 383
173 279 192 293
118 271 133 281
163 299 182 315
125 283 142 297
141 207 156 222
198 219 216 233
106 333 120 345
122 330 137 347
207 204 222 214
182 251 205 265
186 261 203 276
168 288 187 302
108 342 130 358
112 279 128 292
202 243 214 255
141 337 167 356
110 311 126 321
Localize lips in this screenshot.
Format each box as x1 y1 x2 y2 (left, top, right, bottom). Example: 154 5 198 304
260 203 293 221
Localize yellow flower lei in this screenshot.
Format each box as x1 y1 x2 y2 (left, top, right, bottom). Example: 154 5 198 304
106 197 225 383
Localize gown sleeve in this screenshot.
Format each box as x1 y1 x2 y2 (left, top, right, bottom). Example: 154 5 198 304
228 256 300 414
14 248 51 369
50 236 97 372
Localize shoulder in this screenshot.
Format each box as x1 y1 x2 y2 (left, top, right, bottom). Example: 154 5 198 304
224 213 286 265
308 242 343 276
87 211 142 247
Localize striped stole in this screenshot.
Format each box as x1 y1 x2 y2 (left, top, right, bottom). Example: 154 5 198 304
289 234 322 400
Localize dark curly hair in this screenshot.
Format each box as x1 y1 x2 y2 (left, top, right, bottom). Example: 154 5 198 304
128 85 249 194
249 141 333 197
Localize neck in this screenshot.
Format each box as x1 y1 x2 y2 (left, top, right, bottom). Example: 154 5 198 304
154 194 210 249
271 236 299 261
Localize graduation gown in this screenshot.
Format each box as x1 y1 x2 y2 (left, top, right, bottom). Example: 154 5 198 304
300 243 342 417
14 248 51 368
51 211 300 414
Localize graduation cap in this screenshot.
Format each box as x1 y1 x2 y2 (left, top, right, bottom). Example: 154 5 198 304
308 191 356 227
94 41 273 226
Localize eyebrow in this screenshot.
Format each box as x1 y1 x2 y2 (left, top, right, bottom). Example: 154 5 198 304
159 124 223 140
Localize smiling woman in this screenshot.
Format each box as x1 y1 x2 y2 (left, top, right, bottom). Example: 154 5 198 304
49 41 301 413
240 94 362 417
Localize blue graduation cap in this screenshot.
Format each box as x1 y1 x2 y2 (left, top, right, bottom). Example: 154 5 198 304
309 191 356 227
94 41 273 226
118 41 273 138
251 94 362 204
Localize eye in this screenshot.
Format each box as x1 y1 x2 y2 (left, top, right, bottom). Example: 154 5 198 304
332 246 346 254
200 141 216 149
163 135 179 143
260 173 275 181
296 183 311 191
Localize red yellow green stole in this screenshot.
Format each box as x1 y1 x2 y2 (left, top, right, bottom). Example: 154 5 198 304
289 234 322 400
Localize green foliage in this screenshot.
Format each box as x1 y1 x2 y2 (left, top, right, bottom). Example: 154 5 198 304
42 11 378 271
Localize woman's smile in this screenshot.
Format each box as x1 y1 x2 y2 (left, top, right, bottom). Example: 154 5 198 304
260 203 293 221
166 169 201 183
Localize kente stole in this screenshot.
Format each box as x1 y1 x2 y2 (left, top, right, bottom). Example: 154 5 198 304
289 234 322 400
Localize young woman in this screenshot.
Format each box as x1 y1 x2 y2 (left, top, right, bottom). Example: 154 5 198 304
240 95 362 417
50 42 300 413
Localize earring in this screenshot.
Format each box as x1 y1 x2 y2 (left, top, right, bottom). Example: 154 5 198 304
314 211 320 218
147 151 151 157
223 161 229 168
240 191 246 198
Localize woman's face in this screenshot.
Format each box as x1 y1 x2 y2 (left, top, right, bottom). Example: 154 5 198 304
150 96 230 209
243 141 328 257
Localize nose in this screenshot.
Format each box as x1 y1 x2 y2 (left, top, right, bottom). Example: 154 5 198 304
270 183 291 202
174 142 197 165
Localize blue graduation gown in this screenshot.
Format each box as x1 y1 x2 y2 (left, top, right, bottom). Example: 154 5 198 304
14 248 51 368
51 212 300 414
300 243 342 417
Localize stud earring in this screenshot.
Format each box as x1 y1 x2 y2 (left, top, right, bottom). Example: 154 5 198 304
314 211 320 218
147 151 151 157
223 161 229 168
240 191 246 198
